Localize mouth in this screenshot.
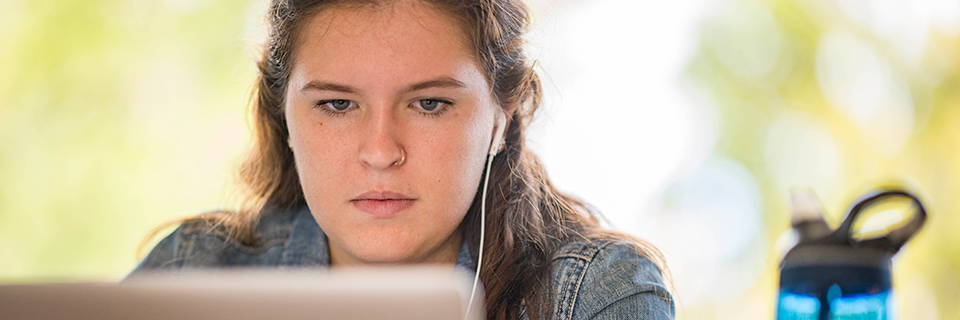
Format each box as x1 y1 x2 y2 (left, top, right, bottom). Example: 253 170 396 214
351 191 417 219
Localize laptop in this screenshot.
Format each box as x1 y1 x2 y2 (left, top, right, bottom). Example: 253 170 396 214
0 267 484 320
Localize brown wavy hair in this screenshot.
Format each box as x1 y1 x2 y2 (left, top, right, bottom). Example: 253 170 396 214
198 0 670 319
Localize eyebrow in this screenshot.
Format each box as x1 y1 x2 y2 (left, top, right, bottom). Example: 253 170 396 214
300 81 357 94
299 77 466 95
404 77 466 92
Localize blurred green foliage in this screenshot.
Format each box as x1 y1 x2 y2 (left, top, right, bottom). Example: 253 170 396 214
0 0 261 279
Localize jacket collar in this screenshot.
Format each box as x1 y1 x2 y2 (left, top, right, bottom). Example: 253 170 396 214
278 205 330 268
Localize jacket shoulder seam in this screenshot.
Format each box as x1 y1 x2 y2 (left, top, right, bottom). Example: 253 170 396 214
553 238 620 320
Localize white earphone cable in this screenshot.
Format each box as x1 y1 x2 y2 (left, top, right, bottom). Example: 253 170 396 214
464 151 493 319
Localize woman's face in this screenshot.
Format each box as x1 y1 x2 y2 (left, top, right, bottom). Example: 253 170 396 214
284 1 500 266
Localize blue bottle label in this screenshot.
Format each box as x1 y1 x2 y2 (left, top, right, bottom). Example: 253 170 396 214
777 292 820 320
777 290 891 320
829 291 888 320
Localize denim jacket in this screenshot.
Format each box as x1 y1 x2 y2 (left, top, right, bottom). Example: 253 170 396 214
131 206 674 319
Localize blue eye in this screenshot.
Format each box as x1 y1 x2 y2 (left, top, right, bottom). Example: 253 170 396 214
317 99 355 112
414 99 448 112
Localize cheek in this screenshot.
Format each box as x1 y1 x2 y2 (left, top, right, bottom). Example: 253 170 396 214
286 110 351 201
417 116 492 202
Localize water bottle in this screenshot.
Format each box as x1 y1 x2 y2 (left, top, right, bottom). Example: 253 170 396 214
776 189 926 320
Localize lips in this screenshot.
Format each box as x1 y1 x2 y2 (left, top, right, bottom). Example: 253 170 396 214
351 191 416 219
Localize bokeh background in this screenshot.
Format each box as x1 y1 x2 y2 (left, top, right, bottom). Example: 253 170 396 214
1 0 957 318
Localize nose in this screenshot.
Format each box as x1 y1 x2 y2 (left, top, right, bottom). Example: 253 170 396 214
357 107 404 170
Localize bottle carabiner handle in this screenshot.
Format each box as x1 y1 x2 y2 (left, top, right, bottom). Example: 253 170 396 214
832 190 927 254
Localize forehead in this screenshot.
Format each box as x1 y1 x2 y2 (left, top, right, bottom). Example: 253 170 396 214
291 1 482 87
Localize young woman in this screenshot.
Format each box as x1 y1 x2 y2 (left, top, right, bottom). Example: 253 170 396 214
132 0 674 319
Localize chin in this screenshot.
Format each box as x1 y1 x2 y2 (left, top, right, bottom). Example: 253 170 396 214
320 214 463 265
349 243 423 265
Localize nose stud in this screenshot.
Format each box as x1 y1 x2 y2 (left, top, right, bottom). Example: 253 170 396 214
393 147 406 167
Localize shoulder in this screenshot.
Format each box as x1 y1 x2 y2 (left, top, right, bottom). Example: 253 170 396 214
128 208 305 274
549 237 675 320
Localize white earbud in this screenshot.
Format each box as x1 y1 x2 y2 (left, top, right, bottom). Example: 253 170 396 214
488 111 507 155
